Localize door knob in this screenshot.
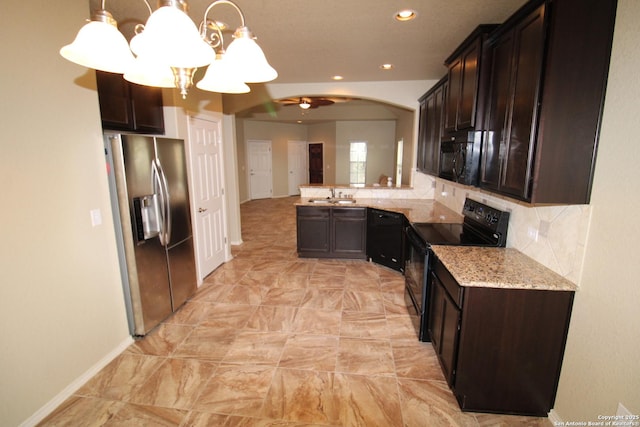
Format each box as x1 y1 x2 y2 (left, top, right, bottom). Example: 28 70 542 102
198 207 208 213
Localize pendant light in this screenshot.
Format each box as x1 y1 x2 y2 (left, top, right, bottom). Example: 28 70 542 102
196 52 250 94
224 27 278 83
60 0 277 98
129 5 215 69
60 9 135 74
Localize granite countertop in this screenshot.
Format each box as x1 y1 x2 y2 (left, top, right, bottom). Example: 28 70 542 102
295 198 463 224
431 246 578 292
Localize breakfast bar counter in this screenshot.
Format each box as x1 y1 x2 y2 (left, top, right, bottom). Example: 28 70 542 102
295 198 463 224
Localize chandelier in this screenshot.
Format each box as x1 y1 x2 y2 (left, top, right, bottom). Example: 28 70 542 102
60 0 277 98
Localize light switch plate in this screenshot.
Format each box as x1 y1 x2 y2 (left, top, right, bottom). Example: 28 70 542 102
90 209 102 227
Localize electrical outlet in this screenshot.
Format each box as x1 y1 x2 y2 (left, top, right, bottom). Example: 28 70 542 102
527 226 538 241
539 220 551 238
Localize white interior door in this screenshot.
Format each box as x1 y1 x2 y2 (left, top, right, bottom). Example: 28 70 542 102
288 140 308 195
188 116 227 283
247 140 273 200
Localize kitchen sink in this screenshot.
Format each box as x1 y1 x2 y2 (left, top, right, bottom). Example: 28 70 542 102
308 198 356 204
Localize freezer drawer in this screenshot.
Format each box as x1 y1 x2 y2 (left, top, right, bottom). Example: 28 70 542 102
167 237 197 311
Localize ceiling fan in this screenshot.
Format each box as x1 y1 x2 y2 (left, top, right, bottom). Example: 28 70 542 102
276 96 352 110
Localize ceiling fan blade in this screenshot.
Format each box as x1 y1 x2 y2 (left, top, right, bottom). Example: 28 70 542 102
274 96 353 109
311 99 334 107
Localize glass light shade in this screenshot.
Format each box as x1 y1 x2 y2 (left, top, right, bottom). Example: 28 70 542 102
196 54 250 94
123 56 176 87
131 6 215 68
224 27 277 83
60 20 135 74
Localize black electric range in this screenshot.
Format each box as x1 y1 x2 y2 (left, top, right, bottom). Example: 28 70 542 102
405 198 510 341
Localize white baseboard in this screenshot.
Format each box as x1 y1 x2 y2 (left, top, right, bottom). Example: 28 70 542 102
548 409 563 426
19 336 134 427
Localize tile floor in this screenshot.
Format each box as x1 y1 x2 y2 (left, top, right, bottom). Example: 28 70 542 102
39 197 552 426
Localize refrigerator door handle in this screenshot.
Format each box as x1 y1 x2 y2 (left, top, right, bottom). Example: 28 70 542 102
155 159 172 246
151 159 169 246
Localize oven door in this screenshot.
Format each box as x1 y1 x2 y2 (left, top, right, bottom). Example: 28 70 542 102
460 222 501 246
405 226 431 341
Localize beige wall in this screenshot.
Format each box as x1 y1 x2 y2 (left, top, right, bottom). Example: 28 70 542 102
232 80 438 190
239 120 399 193
242 121 308 198
308 122 337 185
235 117 249 202
395 107 415 185
335 121 397 185
0 1 131 425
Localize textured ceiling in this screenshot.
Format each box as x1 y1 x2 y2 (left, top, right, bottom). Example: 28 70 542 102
88 0 526 83
85 0 527 121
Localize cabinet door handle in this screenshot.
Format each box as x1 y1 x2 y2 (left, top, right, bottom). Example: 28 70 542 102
198 207 208 213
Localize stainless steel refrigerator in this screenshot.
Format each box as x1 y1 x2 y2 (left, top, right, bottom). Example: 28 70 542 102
104 133 196 337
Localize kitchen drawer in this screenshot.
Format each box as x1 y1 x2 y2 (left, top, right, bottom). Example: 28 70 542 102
297 206 330 217
433 258 463 308
332 207 366 218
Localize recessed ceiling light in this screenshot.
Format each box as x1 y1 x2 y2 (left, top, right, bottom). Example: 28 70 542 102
395 9 417 22
380 64 394 70
332 75 344 81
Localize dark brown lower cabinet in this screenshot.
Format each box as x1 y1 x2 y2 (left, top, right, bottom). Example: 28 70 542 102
296 206 331 256
297 206 366 259
429 257 574 416
332 207 367 258
428 273 460 385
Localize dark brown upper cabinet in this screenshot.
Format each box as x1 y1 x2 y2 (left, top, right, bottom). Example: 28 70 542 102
95 70 165 134
417 76 447 175
444 25 497 134
480 0 617 204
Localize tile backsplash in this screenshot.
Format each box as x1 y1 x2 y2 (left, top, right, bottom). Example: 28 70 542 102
430 174 589 286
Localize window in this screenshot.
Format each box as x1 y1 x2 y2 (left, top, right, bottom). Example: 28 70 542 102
349 141 367 186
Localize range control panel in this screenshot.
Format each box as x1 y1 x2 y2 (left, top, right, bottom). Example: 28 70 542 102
462 198 510 233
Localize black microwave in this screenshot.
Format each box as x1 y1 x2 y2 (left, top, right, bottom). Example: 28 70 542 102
439 131 482 186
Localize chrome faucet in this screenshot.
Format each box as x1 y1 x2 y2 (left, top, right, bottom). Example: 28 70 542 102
330 187 335 198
